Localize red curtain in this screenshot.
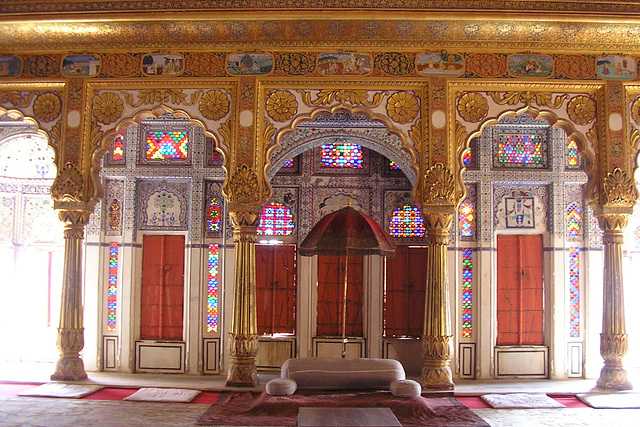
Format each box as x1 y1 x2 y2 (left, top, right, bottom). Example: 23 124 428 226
316 255 363 337
255 244 297 335
496 234 544 346
384 246 427 337
140 235 185 341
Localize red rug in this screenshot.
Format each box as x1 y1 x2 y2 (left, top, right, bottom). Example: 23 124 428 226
197 390 489 426
456 395 589 409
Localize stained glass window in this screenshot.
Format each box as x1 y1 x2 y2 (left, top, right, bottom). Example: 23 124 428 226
257 203 295 236
459 201 475 238
0 134 56 179
112 135 125 163
282 158 294 168
462 149 472 167
146 131 188 160
321 141 363 168
107 242 118 332
389 160 400 170
497 134 543 164
463 137 478 169
569 246 580 338
207 197 221 233
462 248 473 338
207 244 219 333
389 205 425 237
567 203 582 237
567 138 580 167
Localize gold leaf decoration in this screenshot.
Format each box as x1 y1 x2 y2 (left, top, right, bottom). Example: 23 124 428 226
603 167 638 207
228 164 260 204
489 91 568 109
535 92 569 109
631 96 640 125
33 92 61 122
299 89 387 108
409 118 422 148
0 91 36 108
489 91 521 105
567 95 596 125
218 117 233 146
266 90 297 122
423 163 456 204
122 88 197 107
93 92 124 124
386 91 419 124
51 162 85 203
457 92 488 123
199 89 230 120
90 121 103 148
263 120 276 144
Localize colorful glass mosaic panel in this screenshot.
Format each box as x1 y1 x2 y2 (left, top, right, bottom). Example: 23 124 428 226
282 158 294 168
107 242 118 332
321 141 363 168
459 201 475 237
569 246 580 338
389 160 400 170
389 204 425 237
207 197 221 232
112 135 125 162
497 134 543 164
567 203 582 237
462 248 473 338
462 149 472 167
257 203 295 235
567 138 580 167
146 131 188 160
207 244 219 333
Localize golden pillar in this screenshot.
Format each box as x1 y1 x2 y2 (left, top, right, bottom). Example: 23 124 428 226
225 202 261 386
421 209 455 390
51 208 92 381
596 212 633 390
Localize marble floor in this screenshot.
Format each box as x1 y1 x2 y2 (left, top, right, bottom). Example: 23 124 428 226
0 362 639 427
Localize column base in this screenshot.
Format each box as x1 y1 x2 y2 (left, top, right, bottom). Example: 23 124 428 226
597 366 633 390
51 355 88 381
226 359 259 387
421 364 455 391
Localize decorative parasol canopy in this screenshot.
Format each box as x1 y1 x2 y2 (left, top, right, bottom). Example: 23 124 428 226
299 205 395 258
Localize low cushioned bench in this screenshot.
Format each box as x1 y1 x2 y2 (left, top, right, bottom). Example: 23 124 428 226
280 357 406 390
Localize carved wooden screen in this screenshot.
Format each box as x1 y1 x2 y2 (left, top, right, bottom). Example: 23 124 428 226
316 255 363 337
255 244 297 335
140 234 185 340
384 245 428 337
496 234 544 346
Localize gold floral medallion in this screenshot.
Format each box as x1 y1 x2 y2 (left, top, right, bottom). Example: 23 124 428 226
199 90 230 121
33 92 61 123
93 92 124 124
386 91 419 124
631 96 640 125
567 95 596 125
457 92 488 123
266 90 298 122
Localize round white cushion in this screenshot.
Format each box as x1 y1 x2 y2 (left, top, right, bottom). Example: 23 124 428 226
266 378 297 396
390 379 421 398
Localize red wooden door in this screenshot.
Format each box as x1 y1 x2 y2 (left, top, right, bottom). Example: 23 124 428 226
140 235 185 341
385 245 428 337
255 244 297 335
496 234 544 346
316 255 363 337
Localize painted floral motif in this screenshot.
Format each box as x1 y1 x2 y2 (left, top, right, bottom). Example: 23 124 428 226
567 95 596 125
199 90 230 120
631 96 640 125
555 55 595 79
185 52 225 77
93 92 124 124
266 90 298 122
386 92 419 124
457 92 488 123
101 53 139 77
466 53 507 78
33 92 61 122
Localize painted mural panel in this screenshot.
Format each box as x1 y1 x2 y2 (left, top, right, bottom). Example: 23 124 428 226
596 55 636 79
0 56 22 78
317 53 372 76
141 53 184 76
508 54 552 78
226 53 273 75
416 53 464 76
62 55 100 77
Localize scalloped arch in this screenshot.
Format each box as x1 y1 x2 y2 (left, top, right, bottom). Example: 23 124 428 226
459 105 596 205
265 104 419 187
